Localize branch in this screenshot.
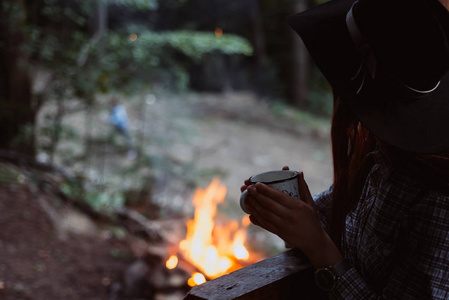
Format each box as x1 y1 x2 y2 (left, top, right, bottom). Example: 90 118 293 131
114 207 163 242
0 149 71 178
35 193 68 241
77 3 107 67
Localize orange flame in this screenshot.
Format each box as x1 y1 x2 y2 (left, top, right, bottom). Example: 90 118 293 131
215 28 223 38
168 178 250 286
188 272 206 287
166 255 178 269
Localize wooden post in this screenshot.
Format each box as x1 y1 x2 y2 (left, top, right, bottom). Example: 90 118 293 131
184 249 328 300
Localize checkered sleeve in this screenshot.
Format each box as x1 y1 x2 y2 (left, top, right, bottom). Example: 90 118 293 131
313 186 333 231
332 190 449 299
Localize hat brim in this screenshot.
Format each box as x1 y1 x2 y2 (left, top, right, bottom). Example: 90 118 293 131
349 72 449 154
288 0 449 153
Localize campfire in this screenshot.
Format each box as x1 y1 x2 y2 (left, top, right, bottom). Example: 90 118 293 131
166 178 256 287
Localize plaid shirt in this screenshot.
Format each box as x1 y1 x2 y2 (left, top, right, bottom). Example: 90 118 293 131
314 150 449 299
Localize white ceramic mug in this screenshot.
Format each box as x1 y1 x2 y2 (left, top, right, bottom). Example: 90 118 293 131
240 170 300 214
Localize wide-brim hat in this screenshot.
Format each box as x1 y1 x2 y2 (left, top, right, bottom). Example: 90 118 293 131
288 0 449 154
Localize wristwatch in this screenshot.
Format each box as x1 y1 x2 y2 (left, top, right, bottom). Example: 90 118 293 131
314 259 350 292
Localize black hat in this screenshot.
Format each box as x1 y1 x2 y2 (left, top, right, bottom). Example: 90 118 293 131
288 0 449 153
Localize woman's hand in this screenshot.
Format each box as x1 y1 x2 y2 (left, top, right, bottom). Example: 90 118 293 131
244 171 323 250
239 166 291 194
240 168 342 267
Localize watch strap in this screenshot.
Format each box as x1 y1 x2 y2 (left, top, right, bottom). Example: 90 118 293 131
332 259 350 278
314 259 351 292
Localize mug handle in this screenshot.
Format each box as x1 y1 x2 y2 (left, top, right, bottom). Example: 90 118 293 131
240 190 251 214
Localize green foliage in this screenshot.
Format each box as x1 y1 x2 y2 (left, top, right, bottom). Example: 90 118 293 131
60 181 83 199
60 179 126 212
0 165 26 185
11 0 253 95
2 2 26 26
271 100 331 130
101 0 159 10
307 88 333 117
136 31 253 61
39 120 80 156
109 226 128 240
98 30 253 92
10 125 35 150
41 0 87 25
4 0 254 100
85 191 125 211
307 65 333 116
109 247 131 259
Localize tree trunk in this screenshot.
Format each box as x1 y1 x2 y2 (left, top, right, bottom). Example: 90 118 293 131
248 0 268 97
0 1 36 156
288 0 310 109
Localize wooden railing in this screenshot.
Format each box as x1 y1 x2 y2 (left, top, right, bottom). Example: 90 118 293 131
184 249 328 300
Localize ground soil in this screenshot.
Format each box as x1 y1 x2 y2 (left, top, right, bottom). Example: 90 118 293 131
0 185 133 300
177 92 333 200
0 92 333 300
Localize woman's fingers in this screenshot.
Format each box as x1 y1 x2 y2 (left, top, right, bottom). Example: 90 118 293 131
245 184 298 234
242 172 313 210
248 186 290 214
249 215 261 226
246 194 284 235
240 179 251 192
297 172 315 206
251 182 300 210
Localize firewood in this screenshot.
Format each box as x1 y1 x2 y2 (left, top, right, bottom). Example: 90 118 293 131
114 207 162 242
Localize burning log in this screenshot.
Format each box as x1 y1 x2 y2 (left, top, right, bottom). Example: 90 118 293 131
121 259 156 299
117 243 197 299
114 207 163 242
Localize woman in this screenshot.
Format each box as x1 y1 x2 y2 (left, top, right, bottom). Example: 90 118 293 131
241 0 449 298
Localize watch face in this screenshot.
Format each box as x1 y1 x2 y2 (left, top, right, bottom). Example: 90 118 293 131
315 268 337 292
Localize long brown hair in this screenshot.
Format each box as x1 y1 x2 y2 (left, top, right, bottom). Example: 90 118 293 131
330 96 376 249
330 96 449 250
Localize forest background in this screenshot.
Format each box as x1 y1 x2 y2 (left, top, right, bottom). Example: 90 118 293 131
0 0 334 299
